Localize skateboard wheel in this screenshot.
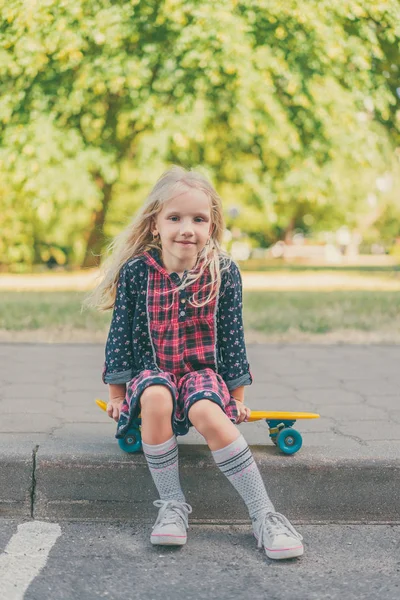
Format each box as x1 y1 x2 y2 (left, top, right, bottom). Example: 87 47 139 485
276 428 302 455
118 427 142 453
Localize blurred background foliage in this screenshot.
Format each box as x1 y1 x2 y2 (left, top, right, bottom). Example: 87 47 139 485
1 0 400 271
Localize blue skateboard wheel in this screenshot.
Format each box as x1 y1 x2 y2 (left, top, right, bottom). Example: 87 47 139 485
118 427 142 453
276 428 302 455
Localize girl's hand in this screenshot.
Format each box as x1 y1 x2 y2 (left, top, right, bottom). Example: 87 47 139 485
234 400 251 424
106 396 125 422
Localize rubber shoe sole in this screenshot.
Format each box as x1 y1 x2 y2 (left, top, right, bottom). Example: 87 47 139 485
254 532 304 560
265 543 304 560
150 532 187 546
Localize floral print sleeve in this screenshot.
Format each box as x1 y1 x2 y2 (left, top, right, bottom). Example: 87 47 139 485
217 260 253 391
102 263 137 384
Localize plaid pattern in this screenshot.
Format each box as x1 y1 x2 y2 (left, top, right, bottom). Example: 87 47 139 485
103 247 253 395
146 252 217 377
116 368 238 438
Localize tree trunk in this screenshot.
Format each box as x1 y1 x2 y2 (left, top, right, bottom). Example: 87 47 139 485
81 177 113 269
283 217 296 243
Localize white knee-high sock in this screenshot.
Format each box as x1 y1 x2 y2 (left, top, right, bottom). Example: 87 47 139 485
142 435 185 502
212 434 275 520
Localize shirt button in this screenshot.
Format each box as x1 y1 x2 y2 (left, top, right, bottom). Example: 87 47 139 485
180 298 186 304
180 311 185 316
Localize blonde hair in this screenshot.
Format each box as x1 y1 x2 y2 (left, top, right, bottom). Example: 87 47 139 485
85 165 232 311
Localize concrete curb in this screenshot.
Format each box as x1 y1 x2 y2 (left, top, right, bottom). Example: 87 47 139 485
2 444 399 523
2 343 400 524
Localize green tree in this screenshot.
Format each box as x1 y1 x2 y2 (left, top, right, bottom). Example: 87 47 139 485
1 0 399 268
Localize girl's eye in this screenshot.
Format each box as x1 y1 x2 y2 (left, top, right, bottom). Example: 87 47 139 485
168 216 205 222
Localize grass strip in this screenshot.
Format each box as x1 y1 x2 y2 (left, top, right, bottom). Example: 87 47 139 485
1 291 400 337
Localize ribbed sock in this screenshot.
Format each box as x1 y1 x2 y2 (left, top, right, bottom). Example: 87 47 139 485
142 435 186 502
212 434 275 520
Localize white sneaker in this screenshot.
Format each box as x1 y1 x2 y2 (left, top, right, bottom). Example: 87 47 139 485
253 511 304 560
150 499 192 546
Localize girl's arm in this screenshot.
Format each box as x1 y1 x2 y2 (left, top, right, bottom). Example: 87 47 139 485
217 261 253 392
109 383 126 400
230 385 244 403
102 263 137 385
230 385 251 423
107 383 127 421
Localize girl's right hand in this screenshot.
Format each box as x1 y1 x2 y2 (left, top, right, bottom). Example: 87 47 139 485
106 396 125 422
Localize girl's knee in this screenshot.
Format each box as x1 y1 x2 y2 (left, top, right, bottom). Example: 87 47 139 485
140 385 173 418
188 399 222 433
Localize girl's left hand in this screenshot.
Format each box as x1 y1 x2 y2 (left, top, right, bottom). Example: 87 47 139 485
235 401 251 424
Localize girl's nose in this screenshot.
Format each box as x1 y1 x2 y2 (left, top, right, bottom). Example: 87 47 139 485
180 222 194 235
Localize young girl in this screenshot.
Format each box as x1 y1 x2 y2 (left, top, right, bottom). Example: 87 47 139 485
88 166 303 560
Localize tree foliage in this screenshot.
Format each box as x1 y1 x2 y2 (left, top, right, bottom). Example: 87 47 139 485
1 0 399 269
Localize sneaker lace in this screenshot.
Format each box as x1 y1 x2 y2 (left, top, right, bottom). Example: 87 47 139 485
152 500 193 530
256 511 303 549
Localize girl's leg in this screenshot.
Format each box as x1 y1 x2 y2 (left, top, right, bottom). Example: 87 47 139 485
140 385 191 546
188 400 303 559
188 399 275 517
140 385 185 502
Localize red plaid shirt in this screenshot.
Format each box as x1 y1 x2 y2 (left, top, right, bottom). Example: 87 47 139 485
103 248 252 390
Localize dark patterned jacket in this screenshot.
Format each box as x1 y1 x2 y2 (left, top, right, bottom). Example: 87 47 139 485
103 248 253 391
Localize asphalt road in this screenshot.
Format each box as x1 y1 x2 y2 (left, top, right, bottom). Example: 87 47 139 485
1 520 399 600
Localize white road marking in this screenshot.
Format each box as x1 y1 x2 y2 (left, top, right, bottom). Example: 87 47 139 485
0 521 62 600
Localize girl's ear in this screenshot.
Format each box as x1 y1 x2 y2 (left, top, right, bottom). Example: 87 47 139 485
150 219 157 235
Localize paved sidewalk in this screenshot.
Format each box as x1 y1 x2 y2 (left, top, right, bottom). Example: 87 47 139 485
0 343 399 523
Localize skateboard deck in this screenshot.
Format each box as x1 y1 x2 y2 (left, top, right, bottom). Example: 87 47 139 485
95 399 320 455
247 411 320 422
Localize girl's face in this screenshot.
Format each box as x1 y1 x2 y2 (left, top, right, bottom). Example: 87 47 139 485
152 187 213 272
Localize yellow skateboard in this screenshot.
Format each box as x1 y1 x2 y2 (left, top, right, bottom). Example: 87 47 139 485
96 399 319 455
